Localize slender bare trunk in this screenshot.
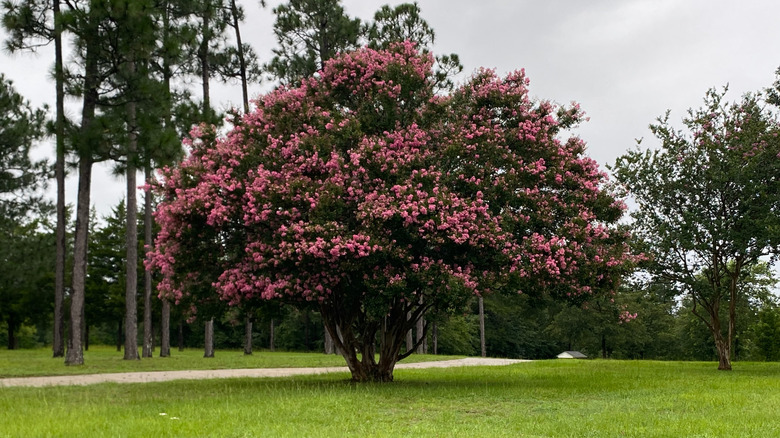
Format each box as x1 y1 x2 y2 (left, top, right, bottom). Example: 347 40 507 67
229 0 249 113
199 2 211 119
65 157 92 366
479 296 486 358
160 299 170 357
243 315 253 355
124 91 140 361
142 167 153 357
52 0 66 358
204 318 215 357
65 0 103 368
158 4 172 361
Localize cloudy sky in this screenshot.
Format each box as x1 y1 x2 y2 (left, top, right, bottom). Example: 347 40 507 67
2 0 780 218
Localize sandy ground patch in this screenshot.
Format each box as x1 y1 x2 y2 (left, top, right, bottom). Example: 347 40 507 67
0 358 530 388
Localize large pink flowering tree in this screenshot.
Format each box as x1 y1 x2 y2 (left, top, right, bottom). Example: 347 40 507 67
148 42 638 382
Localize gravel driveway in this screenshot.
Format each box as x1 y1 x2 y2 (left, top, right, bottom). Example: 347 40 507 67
0 357 529 388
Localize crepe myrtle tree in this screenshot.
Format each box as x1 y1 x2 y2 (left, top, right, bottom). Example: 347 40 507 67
612 88 780 370
148 42 639 382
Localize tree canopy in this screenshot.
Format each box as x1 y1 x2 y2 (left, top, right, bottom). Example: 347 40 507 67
149 43 638 381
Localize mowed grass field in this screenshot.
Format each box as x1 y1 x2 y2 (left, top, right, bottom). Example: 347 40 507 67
1 356 779 437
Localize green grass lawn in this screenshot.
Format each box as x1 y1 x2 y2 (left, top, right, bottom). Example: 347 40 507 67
0 345 462 378
2 359 779 437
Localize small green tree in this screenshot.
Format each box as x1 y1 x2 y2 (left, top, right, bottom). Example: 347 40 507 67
612 88 780 370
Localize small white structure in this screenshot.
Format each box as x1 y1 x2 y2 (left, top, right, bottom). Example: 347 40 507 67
557 351 587 359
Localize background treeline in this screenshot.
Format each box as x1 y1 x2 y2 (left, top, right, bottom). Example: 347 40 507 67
5 198 780 362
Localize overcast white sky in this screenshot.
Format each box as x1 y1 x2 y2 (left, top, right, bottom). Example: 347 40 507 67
2 0 780 219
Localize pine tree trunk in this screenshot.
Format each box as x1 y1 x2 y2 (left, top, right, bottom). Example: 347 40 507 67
160 299 170 357
204 318 215 358
66 0 100 368
199 2 211 119
142 166 153 358
52 0 66 359
229 0 249 113
124 93 140 361
65 157 92 366
479 296 486 358
243 316 253 355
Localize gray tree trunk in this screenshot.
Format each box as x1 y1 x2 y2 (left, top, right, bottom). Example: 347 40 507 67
65 157 91 366
160 299 170 357
406 310 413 353
124 93 140 361
324 327 334 354
416 316 425 354
65 9 101 365
479 296 486 358
229 0 249 113
204 318 215 357
142 166 154 357
243 316 253 355
52 0 66 359
199 3 211 119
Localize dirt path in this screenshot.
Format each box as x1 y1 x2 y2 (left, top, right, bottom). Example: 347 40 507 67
0 358 529 388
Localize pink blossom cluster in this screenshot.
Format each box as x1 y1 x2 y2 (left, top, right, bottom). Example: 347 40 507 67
147 43 640 312
618 310 638 324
